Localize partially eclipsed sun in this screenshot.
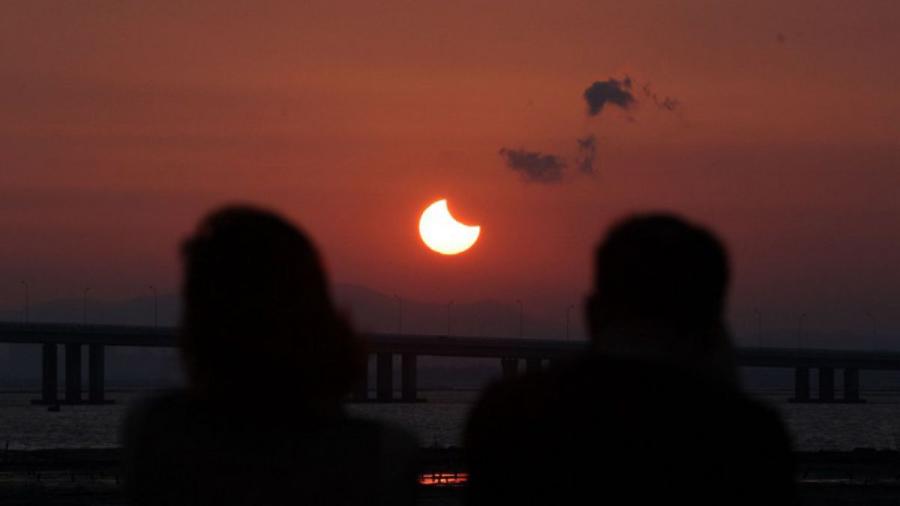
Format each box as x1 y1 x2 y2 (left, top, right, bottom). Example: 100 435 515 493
419 199 481 255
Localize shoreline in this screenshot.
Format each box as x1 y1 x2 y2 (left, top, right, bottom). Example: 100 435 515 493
4 448 900 505
4 446 900 481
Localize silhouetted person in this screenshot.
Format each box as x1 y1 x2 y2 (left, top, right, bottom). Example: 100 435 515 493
465 214 795 505
123 205 418 506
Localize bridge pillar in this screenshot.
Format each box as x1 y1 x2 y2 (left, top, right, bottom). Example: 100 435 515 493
501 358 518 379
401 353 417 402
88 344 106 403
65 344 82 404
376 352 393 402
33 344 58 404
819 367 835 402
844 367 861 402
791 367 810 402
525 358 542 374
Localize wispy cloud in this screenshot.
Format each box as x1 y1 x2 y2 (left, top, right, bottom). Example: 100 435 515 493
576 135 597 174
640 82 679 111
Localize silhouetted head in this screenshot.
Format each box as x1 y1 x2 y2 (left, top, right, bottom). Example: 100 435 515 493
587 213 734 375
180 205 364 409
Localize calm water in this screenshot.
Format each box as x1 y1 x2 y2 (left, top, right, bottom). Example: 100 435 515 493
2 390 900 451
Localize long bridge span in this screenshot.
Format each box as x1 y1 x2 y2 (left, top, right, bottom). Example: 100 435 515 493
1 322 897 405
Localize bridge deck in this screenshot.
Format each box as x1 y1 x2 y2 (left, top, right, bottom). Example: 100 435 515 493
2 322 900 370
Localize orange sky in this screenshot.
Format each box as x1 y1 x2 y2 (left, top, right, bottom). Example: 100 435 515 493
1 1 899 343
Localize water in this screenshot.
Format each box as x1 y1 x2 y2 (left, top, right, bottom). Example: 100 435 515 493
774 391 900 451
2 390 900 451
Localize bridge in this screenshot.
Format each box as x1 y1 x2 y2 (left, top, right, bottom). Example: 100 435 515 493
2 321 897 405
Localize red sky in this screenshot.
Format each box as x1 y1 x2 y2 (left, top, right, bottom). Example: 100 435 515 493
1 1 899 344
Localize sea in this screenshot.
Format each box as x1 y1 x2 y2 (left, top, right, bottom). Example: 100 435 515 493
2 389 900 452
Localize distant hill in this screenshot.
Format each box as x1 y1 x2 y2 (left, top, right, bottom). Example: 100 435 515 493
0 283 571 340
333 283 568 339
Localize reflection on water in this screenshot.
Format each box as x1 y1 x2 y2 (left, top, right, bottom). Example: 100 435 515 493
419 472 469 487
1 390 900 451
773 391 900 451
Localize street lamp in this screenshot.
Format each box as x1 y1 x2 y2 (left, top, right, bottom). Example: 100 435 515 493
20 281 29 323
754 308 762 347
148 285 159 327
797 313 807 350
516 299 523 338
83 288 91 325
393 294 402 334
446 300 454 336
866 311 876 349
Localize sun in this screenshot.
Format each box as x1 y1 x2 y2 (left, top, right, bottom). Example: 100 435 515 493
418 199 481 255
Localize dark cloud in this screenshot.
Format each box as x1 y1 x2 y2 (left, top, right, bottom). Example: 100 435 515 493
583 77 634 116
499 148 566 183
640 82 680 111
500 75 673 184
576 135 597 174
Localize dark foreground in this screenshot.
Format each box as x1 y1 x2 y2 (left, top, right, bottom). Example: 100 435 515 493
4 448 900 505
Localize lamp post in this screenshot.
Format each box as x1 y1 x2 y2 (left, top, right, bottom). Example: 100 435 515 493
566 305 575 340
754 308 762 347
83 288 91 325
516 299 523 338
148 285 158 328
866 311 876 349
20 281 29 323
797 313 807 350
394 294 402 334
447 300 454 336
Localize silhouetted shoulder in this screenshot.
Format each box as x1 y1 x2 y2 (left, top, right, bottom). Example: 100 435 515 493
123 390 419 506
465 355 795 506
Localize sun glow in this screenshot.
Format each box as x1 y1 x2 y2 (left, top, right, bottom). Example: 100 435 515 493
418 199 481 255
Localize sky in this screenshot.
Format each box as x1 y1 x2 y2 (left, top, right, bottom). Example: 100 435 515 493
1 1 899 347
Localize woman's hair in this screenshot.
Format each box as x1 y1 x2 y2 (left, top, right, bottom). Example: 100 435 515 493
179 205 364 406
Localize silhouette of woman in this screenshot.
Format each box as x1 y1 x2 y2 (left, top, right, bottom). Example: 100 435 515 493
123 205 418 506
